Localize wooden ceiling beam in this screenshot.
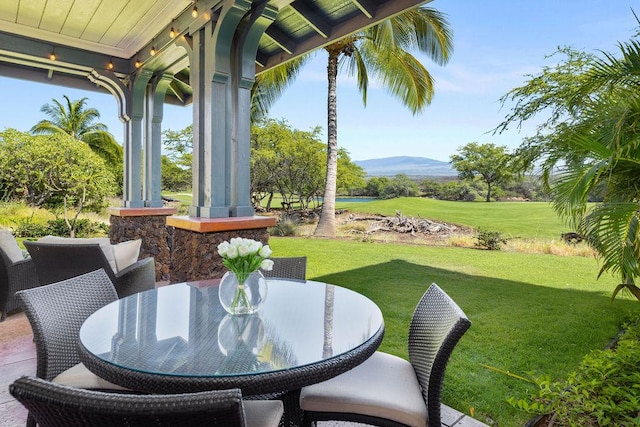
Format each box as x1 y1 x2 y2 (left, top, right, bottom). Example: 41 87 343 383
352 0 376 18
289 0 331 38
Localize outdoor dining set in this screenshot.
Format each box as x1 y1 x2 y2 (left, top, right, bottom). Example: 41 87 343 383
0 233 471 427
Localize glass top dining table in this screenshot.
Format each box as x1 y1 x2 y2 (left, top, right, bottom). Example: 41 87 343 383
78 278 385 396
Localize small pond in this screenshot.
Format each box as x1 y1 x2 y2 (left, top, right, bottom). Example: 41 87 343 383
314 197 377 203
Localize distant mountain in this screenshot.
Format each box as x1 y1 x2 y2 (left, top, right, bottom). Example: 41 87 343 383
354 156 456 177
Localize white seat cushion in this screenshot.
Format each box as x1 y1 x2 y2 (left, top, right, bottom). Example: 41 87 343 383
300 351 428 427
55 363 282 426
37 236 118 274
52 362 129 391
0 229 26 263
244 400 284 427
112 239 142 272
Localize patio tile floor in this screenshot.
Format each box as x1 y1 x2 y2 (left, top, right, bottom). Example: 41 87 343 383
0 312 487 427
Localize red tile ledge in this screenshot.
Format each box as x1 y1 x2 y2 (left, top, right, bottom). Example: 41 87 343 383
107 207 178 217
166 215 277 233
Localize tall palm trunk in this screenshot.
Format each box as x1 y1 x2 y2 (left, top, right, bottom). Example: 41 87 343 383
314 51 339 237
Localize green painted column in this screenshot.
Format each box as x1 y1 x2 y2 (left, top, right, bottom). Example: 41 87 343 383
185 0 276 219
124 69 153 208
230 3 277 217
145 73 173 208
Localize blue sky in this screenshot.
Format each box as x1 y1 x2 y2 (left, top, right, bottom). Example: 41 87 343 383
0 0 636 162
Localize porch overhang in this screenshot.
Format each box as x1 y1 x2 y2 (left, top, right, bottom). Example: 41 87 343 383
0 0 431 108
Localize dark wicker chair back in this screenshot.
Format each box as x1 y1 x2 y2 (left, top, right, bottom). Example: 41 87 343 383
263 257 307 281
15 269 118 381
408 283 471 424
24 241 115 285
23 241 155 298
10 376 250 427
0 246 39 321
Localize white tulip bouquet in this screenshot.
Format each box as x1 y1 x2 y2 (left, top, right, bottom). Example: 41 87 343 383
217 238 274 313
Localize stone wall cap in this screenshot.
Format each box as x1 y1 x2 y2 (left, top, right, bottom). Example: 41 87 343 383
108 207 178 217
167 215 277 233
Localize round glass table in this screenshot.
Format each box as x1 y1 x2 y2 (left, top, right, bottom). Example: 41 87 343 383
78 279 384 396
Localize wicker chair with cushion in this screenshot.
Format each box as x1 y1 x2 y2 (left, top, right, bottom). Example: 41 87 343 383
299 283 471 427
263 256 307 281
24 240 155 298
0 241 39 321
15 270 125 387
16 269 130 426
10 376 284 427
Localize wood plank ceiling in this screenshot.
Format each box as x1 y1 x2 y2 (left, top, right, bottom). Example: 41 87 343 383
0 0 429 106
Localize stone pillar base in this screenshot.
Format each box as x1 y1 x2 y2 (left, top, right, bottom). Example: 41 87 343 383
166 216 277 283
108 207 177 282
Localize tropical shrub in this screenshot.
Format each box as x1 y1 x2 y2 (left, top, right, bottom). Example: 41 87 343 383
161 155 191 191
476 229 506 250
439 181 478 201
379 174 420 199
11 215 50 238
0 129 115 211
420 179 443 198
509 318 640 426
13 216 108 238
269 215 300 236
362 177 389 197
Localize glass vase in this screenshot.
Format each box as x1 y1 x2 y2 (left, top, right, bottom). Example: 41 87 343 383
218 270 267 315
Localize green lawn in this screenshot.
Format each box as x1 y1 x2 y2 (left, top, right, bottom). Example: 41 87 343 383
152 195 636 424
268 237 638 426
338 197 567 240
164 192 567 239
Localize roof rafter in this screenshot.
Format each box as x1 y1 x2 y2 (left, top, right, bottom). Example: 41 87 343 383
352 0 376 18
289 0 332 39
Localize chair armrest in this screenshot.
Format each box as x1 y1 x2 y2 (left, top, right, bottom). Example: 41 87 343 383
8 257 39 290
11 257 34 268
114 257 156 298
3 257 39 319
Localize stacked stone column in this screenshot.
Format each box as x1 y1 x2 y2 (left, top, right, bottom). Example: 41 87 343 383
109 208 276 284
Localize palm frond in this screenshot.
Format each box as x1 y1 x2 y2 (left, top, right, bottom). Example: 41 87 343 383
251 55 312 121
30 120 66 135
390 7 453 65
82 132 123 167
579 39 640 96
342 47 370 106
550 159 609 226
359 42 433 114
581 202 640 283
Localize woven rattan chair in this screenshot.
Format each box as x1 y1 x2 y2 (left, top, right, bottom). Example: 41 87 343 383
16 269 121 383
263 256 307 281
0 245 39 321
10 376 284 427
300 283 471 427
24 240 155 298
16 269 127 426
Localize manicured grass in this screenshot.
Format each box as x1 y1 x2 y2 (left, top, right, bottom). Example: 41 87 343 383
163 192 192 205
268 237 638 426
163 193 567 240
338 197 568 240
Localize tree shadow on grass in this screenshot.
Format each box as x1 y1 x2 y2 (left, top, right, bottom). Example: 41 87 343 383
313 259 639 425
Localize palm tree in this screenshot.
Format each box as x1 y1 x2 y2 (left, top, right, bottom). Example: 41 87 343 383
31 95 123 169
253 6 453 237
542 39 640 301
